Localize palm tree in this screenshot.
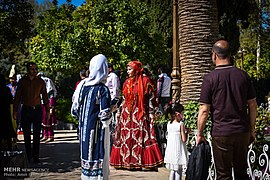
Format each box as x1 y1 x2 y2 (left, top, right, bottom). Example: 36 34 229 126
178 0 219 104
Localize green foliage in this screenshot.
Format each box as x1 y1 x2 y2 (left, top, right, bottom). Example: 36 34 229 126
217 0 257 55
0 0 34 51
255 104 270 142
55 72 78 98
183 101 211 133
78 0 168 69
236 0 270 81
154 114 169 125
183 101 211 151
250 104 270 170
235 0 270 104
143 0 173 68
28 4 80 75
28 0 170 77
56 98 78 125
238 29 270 80
0 0 34 74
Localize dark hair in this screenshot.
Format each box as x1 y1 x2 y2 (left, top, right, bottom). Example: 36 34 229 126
142 67 150 76
108 63 114 71
26 62 37 72
80 69 87 77
212 40 231 59
158 66 164 73
164 102 184 123
114 70 120 77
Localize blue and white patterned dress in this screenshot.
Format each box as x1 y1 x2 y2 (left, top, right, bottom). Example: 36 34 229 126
78 83 111 180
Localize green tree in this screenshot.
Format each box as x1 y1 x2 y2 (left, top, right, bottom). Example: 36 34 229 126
29 0 169 76
28 3 78 75
76 0 168 70
0 0 34 74
236 0 270 103
239 0 270 79
143 0 173 68
217 0 257 55
29 0 55 21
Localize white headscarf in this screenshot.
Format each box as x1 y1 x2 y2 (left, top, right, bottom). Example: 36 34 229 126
71 54 108 116
85 54 108 86
38 72 57 97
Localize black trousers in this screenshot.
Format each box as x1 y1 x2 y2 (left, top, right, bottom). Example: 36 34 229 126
21 105 42 161
159 97 171 112
212 133 250 180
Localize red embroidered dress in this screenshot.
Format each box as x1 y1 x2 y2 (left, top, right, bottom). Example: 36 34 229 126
110 61 163 169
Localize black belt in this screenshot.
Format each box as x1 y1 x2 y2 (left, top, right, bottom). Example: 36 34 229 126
23 105 41 110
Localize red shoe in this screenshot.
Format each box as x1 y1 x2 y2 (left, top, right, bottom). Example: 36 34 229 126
17 131 23 135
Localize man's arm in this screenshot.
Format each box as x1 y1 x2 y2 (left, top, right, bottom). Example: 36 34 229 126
197 103 210 145
247 98 257 144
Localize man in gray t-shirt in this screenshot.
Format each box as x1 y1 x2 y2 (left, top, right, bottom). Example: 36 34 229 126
197 40 257 180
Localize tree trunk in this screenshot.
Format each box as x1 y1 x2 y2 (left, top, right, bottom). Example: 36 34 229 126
178 0 219 105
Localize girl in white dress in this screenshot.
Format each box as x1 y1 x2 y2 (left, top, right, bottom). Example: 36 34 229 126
164 103 188 180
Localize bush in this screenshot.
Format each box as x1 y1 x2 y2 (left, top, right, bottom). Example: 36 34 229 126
183 101 212 151
249 103 270 171
56 98 78 126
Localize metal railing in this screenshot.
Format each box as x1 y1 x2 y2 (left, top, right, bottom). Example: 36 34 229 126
247 143 270 180
206 141 270 180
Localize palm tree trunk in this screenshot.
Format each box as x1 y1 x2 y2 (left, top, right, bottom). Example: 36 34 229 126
178 0 219 105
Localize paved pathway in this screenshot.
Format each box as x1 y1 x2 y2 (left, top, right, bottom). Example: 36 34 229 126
14 130 171 180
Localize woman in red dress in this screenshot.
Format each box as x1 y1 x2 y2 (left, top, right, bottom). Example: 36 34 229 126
110 60 163 170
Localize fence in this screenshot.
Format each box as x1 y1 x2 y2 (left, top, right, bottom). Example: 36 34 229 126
206 140 270 180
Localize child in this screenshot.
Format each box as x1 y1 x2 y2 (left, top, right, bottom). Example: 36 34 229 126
164 103 188 180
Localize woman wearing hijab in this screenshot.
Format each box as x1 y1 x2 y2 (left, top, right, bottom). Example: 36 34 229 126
71 54 111 180
110 60 163 170
38 72 58 143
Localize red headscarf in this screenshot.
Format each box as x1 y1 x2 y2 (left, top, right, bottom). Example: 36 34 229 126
126 60 144 120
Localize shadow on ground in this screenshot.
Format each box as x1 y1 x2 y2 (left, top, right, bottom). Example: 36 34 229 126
37 142 80 173
17 135 80 174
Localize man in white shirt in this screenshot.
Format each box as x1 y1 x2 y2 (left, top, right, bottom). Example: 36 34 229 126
106 64 120 101
105 63 120 152
157 67 171 113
